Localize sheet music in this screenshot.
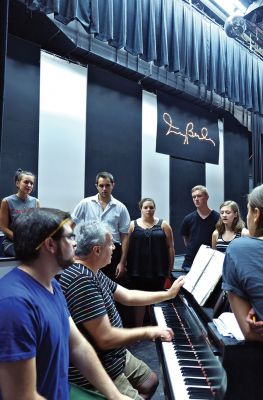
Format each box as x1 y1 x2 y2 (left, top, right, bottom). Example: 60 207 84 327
183 245 225 306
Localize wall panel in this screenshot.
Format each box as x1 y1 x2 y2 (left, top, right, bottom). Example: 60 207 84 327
85 66 142 220
170 158 205 254
206 119 224 211
142 90 170 222
0 35 40 199
38 52 87 212
224 115 249 221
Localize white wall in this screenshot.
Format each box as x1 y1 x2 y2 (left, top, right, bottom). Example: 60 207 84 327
206 118 224 211
37 58 224 218
142 90 170 222
38 52 87 213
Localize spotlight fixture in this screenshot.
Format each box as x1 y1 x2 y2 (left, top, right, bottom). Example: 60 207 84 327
224 14 247 38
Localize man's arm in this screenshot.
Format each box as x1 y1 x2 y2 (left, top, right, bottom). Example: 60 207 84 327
0 358 45 400
69 317 130 400
82 314 174 350
114 276 185 306
71 199 86 225
182 235 188 247
181 216 189 248
228 292 263 342
115 233 129 278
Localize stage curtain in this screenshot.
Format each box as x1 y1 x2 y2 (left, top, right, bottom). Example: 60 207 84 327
252 113 263 186
16 0 263 116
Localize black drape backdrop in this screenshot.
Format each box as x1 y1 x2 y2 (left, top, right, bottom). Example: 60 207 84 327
0 0 9 145
251 113 263 186
8 0 263 185
17 0 263 116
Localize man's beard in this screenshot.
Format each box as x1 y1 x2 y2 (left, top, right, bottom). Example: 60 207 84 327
55 244 75 269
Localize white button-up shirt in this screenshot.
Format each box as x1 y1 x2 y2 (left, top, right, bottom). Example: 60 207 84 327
71 194 130 243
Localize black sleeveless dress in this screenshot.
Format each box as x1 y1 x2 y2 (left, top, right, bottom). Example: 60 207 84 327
126 219 169 291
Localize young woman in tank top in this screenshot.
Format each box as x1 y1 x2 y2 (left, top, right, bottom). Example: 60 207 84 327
212 200 248 253
125 197 175 326
0 168 40 257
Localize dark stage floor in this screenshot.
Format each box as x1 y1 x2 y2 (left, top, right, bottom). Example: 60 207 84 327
128 340 165 400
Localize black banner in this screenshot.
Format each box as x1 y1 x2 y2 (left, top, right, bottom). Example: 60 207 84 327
157 92 219 164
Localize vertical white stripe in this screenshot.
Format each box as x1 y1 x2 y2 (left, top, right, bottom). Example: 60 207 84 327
141 90 170 222
206 119 224 210
38 52 87 212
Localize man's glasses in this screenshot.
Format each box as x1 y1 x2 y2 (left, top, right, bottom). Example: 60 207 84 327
35 218 71 250
58 233 76 241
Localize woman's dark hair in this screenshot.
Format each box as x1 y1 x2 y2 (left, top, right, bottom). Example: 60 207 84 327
216 200 245 235
248 184 263 237
138 198 156 210
15 168 35 183
13 208 72 263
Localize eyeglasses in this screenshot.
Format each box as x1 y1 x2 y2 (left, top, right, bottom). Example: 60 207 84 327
35 218 71 250
97 184 112 188
58 233 76 241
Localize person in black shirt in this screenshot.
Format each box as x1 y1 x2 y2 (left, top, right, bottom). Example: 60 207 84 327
180 185 219 271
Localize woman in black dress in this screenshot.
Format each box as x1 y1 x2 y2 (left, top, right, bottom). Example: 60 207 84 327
126 198 175 326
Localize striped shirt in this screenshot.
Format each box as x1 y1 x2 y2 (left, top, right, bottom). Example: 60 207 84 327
59 263 126 388
216 232 241 253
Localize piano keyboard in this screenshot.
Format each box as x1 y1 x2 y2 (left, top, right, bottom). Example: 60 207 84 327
154 302 226 400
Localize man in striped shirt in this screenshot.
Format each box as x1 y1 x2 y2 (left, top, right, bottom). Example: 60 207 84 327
60 221 185 399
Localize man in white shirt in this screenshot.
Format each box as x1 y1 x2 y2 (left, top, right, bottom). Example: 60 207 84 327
72 172 130 281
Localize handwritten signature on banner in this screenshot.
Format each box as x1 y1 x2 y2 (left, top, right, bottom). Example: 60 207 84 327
163 112 216 146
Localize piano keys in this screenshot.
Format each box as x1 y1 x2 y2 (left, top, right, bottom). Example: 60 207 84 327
153 289 263 400
153 295 227 400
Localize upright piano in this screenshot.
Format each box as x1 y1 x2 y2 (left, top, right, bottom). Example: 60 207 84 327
153 288 263 400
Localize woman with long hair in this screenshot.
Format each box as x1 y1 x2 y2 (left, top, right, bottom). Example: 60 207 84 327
212 200 248 253
0 168 40 257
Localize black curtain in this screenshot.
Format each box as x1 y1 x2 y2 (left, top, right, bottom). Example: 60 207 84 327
85 65 142 221
16 0 263 115
0 0 9 147
251 113 263 186
11 0 263 187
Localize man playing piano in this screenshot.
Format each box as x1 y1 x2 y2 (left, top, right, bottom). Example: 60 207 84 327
60 221 185 399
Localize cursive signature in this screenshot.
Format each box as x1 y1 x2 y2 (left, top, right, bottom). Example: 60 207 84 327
163 113 215 146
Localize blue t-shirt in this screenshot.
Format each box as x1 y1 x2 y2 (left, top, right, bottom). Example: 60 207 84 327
222 237 263 321
0 268 70 400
